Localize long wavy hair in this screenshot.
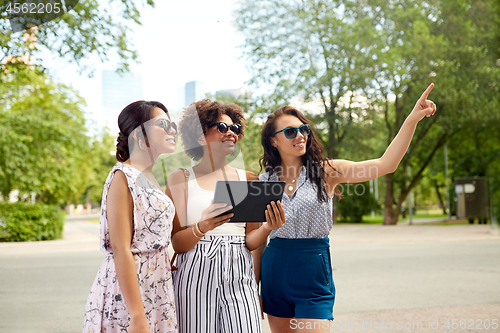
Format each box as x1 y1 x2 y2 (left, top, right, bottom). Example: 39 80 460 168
259 106 339 202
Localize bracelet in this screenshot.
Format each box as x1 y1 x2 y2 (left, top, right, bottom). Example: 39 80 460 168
192 225 203 239
195 222 206 236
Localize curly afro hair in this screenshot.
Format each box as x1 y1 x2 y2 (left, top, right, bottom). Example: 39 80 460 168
179 99 246 161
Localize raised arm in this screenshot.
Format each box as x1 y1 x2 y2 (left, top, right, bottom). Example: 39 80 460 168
326 83 437 186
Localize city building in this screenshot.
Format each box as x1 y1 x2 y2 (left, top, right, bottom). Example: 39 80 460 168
184 80 204 106
101 70 143 130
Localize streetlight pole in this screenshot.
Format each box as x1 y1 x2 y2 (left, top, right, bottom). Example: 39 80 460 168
370 179 375 218
407 165 413 225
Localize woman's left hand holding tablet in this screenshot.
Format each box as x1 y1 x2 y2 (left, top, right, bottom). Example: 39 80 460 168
264 201 285 230
198 201 234 233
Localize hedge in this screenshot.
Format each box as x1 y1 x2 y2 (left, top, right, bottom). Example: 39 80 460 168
337 182 379 222
0 202 65 242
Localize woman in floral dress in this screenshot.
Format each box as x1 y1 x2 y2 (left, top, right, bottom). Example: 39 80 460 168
83 101 178 333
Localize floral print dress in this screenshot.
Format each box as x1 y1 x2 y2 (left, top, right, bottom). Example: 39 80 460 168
83 163 177 333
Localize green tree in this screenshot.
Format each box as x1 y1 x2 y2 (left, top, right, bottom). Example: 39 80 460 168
359 0 500 224
0 0 156 73
0 67 90 204
236 0 377 159
237 0 500 225
0 0 159 205
84 132 119 204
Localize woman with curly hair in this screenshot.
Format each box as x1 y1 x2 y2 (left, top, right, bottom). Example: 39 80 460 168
166 99 285 333
259 84 436 333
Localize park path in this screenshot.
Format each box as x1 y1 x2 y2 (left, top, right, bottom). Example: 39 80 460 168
0 220 499 332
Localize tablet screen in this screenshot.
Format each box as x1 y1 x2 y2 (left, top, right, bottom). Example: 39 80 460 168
213 181 285 222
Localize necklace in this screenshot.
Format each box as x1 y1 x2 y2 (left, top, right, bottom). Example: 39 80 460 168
281 167 302 193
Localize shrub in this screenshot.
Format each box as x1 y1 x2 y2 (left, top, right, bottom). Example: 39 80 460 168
0 202 65 242
337 182 379 222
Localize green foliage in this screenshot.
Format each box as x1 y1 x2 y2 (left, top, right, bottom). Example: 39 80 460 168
236 0 500 224
0 0 158 209
0 201 65 242
337 182 379 222
0 0 156 73
84 132 120 203
236 0 379 159
0 67 91 204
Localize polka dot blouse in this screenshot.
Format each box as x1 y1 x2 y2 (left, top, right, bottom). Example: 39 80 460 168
260 166 333 239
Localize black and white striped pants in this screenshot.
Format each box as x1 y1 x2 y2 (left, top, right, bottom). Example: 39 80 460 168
173 236 263 333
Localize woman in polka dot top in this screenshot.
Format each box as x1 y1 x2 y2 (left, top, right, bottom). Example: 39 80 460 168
258 84 437 332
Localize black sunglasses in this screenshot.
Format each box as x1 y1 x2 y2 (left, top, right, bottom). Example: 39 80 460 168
152 119 177 135
274 124 310 139
209 122 242 136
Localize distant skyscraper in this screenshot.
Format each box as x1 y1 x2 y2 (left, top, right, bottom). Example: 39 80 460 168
184 81 204 106
101 70 143 110
101 70 143 130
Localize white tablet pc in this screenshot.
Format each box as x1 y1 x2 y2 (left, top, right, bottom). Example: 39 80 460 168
213 181 285 222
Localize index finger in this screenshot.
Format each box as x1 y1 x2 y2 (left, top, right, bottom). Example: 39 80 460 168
278 202 285 219
420 83 434 101
208 204 233 217
209 203 229 209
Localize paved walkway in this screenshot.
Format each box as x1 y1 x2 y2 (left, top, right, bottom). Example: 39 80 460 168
0 220 499 332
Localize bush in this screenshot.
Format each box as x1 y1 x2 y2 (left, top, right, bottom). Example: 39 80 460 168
337 182 379 222
0 202 65 242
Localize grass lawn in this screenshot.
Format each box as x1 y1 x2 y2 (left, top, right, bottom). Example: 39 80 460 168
433 221 471 226
339 210 448 224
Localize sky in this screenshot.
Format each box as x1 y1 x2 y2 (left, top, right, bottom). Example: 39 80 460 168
42 0 251 134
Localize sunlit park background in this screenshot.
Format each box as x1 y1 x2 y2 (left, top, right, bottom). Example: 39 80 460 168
1 0 499 231
0 0 499 331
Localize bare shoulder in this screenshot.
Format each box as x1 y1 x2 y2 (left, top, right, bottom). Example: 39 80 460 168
245 170 259 181
168 169 189 186
107 170 132 204
108 170 128 191
322 159 347 185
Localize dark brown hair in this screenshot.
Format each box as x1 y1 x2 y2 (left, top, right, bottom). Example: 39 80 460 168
116 101 168 162
179 99 246 161
259 105 339 202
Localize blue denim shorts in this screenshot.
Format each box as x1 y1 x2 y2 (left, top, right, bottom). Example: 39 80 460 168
261 237 335 320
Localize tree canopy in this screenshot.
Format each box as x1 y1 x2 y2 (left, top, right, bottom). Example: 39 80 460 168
1 0 156 73
0 67 89 204
0 0 158 204
236 0 500 223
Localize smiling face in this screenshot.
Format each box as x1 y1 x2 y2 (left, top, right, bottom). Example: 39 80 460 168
271 114 308 158
203 114 239 156
145 107 176 155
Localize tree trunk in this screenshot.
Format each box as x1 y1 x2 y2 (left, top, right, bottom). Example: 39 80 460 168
326 111 339 159
383 174 398 225
434 180 447 215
